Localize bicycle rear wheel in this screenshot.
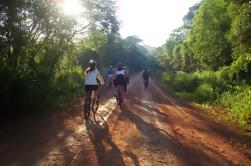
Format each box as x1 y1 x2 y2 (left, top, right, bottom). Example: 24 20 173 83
93 112 108 128
108 79 112 88
117 87 123 107
91 95 99 114
144 79 148 89
84 98 91 119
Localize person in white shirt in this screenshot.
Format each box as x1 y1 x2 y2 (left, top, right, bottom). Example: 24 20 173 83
113 63 129 98
84 59 104 99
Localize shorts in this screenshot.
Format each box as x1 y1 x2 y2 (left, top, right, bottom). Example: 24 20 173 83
114 78 126 87
85 85 98 92
114 74 126 86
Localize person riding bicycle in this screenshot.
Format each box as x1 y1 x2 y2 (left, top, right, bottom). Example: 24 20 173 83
106 66 114 87
113 63 128 99
142 67 149 88
84 59 104 100
123 66 129 92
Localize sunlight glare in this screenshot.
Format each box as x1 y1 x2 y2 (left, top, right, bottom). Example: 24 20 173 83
62 0 84 16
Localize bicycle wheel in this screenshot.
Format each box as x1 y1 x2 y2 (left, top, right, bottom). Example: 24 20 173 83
108 79 112 88
93 112 107 128
84 98 91 119
144 79 148 89
118 88 123 107
91 95 99 114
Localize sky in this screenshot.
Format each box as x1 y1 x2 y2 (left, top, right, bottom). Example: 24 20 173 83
117 0 201 47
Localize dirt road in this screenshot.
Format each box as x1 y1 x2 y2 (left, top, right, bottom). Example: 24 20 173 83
0 74 251 166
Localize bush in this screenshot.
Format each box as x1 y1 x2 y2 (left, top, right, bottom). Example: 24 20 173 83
158 71 220 103
172 71 201 93
220 85 251 128
154 69 251 129
194 82 215 103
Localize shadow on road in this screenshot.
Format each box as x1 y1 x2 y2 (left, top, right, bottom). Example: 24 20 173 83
120 104 226 166
0 101 85 166
147 78 251 152
85 118 125 166
132 97 169 120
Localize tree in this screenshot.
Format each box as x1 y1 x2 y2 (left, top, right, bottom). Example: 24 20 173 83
187 0 232 70
0 0 120 116
227 1 251 80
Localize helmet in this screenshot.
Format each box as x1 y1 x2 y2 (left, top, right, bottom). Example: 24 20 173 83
109 65 113 69
117 63 122 67
89 59 96 68
117 63 123 70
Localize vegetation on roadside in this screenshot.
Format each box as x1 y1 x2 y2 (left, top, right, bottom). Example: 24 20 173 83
152 0 251 129
0 0 150 118
154 70 251 128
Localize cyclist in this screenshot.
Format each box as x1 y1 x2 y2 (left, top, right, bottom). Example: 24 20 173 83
113 63 128 100
106 66 114 88
142 67 149 88
84 59 104 101
123 66 129 92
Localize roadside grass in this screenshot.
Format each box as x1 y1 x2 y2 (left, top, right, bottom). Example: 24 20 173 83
153 70 251 129
54 66 108 108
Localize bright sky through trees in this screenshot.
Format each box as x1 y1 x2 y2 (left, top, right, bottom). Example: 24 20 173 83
61 0 84 16
117 0 201 47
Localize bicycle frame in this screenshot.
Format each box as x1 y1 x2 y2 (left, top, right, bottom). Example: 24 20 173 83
84 90 99 119
143 78 148 89
116 85 124 107
108 77 113 88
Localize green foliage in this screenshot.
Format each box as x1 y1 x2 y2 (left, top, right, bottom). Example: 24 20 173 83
153 0 250 76
152 0 251 128
84 0 119 33
0 0 152 119
155 69 251 129
76 29 150 72
157 71 220 102
0 0 121 118
227 1 251 80
188 0 232 70
220 85 251 128
167 71 200 93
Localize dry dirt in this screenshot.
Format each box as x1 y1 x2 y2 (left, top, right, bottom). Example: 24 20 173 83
0 74 251 166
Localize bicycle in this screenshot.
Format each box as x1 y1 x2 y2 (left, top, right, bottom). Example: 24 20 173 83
84 90 99 120
143 78 148 89
116 85 124 107
108 77 113 88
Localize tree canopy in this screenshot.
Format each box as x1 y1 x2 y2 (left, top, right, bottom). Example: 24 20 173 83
153 0 251 80
0 0 150 117
152 0 251 127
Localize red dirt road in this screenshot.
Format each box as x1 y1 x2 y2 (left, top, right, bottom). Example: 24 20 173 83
0 74 251 166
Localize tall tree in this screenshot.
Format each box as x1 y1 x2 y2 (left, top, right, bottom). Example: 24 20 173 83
0 0 120 115
187 0 232 70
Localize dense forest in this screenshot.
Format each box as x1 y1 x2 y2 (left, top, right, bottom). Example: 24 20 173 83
0 0 150 118
153 0 251 128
